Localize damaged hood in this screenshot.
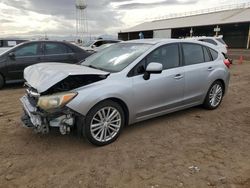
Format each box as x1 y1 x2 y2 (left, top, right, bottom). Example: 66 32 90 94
24 63 109 93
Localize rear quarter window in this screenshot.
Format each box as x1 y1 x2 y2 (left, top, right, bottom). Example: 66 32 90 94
209 48 219 60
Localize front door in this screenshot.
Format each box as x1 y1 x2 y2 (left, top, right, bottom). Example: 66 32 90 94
130 43 185 121
7 42 42 80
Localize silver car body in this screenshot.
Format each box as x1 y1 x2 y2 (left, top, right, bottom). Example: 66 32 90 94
23 39 230 126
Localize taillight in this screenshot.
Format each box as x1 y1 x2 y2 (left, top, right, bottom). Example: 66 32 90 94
224 59 231 68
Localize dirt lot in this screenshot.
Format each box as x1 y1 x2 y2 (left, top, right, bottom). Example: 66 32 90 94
0 62 250 188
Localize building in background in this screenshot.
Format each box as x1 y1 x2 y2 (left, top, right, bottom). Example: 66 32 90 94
118 3 250 49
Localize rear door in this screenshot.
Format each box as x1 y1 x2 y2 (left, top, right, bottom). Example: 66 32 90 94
181 43 216 105
130 43 185 121
41 42 76 64
7 42 42 80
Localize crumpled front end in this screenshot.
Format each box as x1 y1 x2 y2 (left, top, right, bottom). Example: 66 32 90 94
20 63 110 135
20 87 76 135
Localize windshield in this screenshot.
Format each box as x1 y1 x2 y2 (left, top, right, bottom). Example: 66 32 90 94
82 43 152 72
83 40 94 47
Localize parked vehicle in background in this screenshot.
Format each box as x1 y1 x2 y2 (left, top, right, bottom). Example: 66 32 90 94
192 36 233 64
93 43 115 53
82 39 121 52
0 40 91 89
0 39 27 54
192 36 228 54
20 39 230 146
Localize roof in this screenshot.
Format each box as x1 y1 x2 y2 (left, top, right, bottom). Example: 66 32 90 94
122 7 250 33
122 39 217 49
123 38 181 45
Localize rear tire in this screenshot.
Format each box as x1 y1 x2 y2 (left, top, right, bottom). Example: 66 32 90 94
0 74 5 89
83 100 125 146
203 81 224 110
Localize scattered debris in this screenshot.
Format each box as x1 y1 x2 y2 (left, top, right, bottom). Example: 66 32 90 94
188 166 200 173
178 182 184 187
6 162 13 168
5 174 14 181
218 177 227 184
195 115 201 119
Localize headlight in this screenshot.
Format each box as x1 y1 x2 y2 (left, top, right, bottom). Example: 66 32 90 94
37 92 77 111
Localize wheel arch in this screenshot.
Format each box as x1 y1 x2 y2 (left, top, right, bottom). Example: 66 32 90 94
98 97 130 126
213 79 226 95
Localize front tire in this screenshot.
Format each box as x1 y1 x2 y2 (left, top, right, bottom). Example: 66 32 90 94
203 81 224 110
83 100 125 146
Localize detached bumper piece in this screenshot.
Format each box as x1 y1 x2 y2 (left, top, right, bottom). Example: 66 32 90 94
20 95 75 135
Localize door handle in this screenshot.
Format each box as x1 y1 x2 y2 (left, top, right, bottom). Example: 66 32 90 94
207 67 214 71
174 74 183 80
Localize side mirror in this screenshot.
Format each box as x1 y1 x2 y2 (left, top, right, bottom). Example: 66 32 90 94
8 52 15 59
143 62 163 80
91 45 96 49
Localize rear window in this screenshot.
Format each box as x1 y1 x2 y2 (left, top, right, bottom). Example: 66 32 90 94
209 48 218 60
216 38 226 45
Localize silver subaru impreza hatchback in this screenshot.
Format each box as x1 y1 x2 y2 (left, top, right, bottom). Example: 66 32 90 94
21 39 230 146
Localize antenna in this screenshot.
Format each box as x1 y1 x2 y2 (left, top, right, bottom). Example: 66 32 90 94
75 0 88 44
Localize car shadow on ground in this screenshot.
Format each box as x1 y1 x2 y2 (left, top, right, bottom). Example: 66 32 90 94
21 106 204 149
2 82 24 90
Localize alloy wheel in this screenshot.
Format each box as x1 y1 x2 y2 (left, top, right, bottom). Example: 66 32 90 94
209 84 223 107
90 107 121 142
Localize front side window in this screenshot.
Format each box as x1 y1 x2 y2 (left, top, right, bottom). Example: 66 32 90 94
82 43 152 72
45 43 68 55
146 44 179 70
15 43 38 57
183 43 204 65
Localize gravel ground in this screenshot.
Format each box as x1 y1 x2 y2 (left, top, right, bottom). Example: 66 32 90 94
0 62 250 188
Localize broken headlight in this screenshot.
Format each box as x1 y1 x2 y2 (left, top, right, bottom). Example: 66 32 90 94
37 92 77 111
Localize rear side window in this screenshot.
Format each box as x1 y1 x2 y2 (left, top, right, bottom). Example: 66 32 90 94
182 43 204 65
200 39 217 46
147 44 179 70
45 43 69 55
209 48 218 60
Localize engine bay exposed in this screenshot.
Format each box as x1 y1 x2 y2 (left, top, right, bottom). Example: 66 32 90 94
41 74 108 95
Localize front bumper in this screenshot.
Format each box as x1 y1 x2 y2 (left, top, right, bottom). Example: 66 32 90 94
20 95 75 134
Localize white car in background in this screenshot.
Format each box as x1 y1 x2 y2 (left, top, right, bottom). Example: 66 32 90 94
192 36 228 55
81 39 121 52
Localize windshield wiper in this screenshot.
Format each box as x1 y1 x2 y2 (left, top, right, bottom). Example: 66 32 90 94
86 65 105 71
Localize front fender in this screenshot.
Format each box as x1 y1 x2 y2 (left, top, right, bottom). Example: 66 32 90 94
66 80 134 120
